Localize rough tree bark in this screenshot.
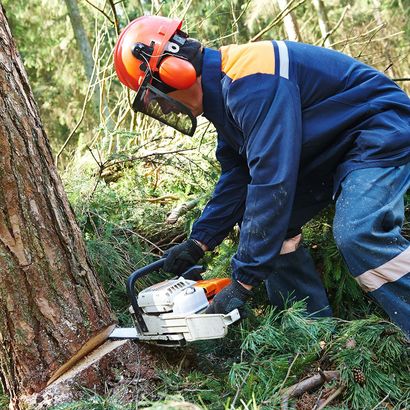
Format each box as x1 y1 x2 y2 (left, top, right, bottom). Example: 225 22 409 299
276 0 303 42
0 6 118 408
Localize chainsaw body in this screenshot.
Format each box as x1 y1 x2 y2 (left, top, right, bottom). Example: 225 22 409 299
109 260 240 346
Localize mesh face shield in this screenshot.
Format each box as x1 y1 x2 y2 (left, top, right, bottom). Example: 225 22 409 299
132 76 197 136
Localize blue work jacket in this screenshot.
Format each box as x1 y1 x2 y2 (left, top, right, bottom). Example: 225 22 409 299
190 41 410 286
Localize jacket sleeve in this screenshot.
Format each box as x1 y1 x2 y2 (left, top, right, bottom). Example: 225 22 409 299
190 135 250 250
227 75 302 286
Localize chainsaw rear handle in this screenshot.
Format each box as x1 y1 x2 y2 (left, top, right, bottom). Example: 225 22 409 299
126 259 204 333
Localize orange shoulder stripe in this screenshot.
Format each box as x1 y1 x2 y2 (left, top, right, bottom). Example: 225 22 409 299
220 41 275 81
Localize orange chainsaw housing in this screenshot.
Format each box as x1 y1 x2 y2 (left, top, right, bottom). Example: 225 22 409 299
194 278 231 300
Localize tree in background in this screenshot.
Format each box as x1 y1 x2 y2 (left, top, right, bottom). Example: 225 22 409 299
64 0 100 113
276 0 303 41
63 0 114 138
0 6 116 408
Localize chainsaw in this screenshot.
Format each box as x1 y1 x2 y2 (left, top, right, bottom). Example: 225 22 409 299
109 259 240 346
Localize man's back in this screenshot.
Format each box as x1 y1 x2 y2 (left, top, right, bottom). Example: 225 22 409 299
216 41 410 191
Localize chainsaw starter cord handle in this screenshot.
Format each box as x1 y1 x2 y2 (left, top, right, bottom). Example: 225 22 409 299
126 259 206 334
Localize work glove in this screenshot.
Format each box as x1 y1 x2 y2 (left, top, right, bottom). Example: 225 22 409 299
205 280 252 317
163 239 204 276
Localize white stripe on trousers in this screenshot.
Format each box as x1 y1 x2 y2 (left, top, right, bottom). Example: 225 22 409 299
355 246 410 292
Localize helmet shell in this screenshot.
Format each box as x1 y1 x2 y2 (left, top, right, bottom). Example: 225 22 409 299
114 16 182 91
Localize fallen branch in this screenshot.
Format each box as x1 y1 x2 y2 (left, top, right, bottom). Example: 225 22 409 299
102 148 197 170
281 370 340 398
144 195 179 204
166 199 200 224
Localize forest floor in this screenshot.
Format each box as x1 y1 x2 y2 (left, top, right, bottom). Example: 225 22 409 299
42 158 410 410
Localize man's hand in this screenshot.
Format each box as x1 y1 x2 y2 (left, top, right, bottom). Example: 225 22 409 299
205 280 252 316
163 239 205 275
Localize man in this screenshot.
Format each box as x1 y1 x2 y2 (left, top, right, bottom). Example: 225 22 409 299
114 16 410 336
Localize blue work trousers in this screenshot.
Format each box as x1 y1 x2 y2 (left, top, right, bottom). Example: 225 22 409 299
266 164 410 337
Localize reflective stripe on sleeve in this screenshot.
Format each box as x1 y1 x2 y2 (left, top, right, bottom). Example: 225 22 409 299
355 246 410 292
276 40 289 79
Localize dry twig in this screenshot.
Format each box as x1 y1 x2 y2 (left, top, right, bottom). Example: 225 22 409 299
316 385 345 410
370 393 390 410
84 0 114 24
89 211 164 253
250 0 306 42
320 5 349 48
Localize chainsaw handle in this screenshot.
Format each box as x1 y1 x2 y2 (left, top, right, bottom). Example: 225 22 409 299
126 259 165 333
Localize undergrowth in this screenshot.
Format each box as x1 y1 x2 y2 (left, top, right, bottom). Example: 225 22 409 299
59 135 410 409
146 304 409 409
0 386 8 409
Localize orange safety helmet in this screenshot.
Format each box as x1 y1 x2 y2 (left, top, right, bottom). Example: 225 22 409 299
114 15 197 92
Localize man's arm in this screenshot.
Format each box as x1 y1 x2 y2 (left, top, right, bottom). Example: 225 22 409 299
190 136 250 250
163 135 249 275
227 74 303 287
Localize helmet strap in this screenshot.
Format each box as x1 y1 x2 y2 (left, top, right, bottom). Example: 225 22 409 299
131 41 155 72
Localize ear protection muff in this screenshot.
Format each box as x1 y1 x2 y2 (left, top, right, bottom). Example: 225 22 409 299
158 56 197 90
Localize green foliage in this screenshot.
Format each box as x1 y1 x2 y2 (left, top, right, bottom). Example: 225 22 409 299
0 389 8 408
202 239 238 279
3 0 96 151
139 394 204 409
229 302 335 407
130 304 409 409
226 306 410 409
330 317 410 409
155 369 225 408
62 129 220 322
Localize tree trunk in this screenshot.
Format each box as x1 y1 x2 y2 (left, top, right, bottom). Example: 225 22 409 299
64 0 95 90
63 0 114 138
312 0 332 48
371 0 397 77
0 6 116 408
276 0 303 42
